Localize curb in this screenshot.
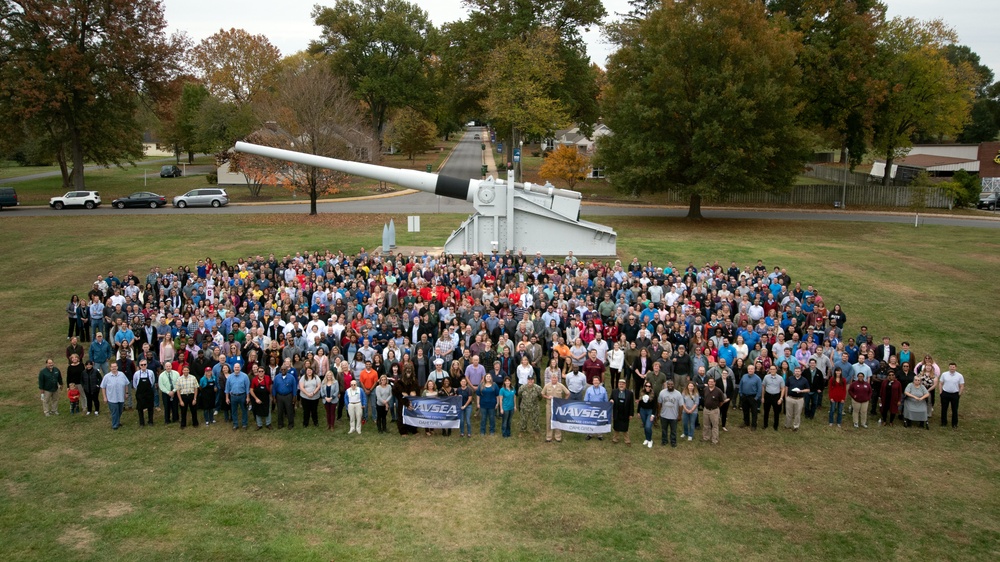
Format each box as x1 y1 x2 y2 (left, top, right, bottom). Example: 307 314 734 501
578 201 1000 222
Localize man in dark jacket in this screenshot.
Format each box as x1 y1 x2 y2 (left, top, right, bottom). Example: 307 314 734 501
38 359 63 416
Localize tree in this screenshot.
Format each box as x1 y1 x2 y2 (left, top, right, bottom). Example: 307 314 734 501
540 145 590 190
188 28 282 105
597 0 810 218
871 18 977 185
385 108 438 161
944 45 1000 143
228 129 285 198
195 97 258 159
0 0 186 190
482 28 571 160
766 0 887 168
261 61 377 215
310 0 437 145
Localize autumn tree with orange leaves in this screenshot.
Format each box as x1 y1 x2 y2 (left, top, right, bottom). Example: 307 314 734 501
540 145 590 190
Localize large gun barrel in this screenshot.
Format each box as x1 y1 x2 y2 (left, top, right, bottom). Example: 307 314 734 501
233 141 475 202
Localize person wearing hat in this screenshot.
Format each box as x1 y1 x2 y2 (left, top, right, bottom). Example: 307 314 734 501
428 358 448 387
517 373 543 434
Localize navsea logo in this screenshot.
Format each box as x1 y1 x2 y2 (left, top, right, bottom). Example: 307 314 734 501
413 402 458 415
554 405 609 419
994 149 1000 165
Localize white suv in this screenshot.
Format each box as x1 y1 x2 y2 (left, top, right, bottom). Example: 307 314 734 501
50 191 101 210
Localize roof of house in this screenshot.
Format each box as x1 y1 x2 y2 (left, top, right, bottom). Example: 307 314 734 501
893 154 978 168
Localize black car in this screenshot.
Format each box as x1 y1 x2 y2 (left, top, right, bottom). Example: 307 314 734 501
0 186 18 210
160 165 182 178
977 191 999 211
112 192 167 208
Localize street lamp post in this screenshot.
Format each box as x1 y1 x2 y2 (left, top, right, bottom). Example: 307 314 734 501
842 147 849 210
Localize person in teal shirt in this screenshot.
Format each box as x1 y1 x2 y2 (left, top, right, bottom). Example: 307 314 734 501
498 378 517 438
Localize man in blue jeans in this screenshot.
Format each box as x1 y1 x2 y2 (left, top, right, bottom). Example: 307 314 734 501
99 362 129 430
226 365 251 430
803 358 825 419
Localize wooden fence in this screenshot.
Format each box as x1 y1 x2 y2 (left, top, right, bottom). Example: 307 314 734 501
654 184 953 208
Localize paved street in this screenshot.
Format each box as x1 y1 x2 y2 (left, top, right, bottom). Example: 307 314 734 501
3 128 999 229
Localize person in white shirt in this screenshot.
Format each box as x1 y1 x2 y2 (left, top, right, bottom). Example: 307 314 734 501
938 362 965 428
608 341 625 389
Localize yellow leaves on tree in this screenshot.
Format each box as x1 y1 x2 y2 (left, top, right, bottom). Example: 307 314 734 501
540 145 590 190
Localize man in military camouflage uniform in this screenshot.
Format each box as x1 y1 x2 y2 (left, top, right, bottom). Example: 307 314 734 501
517 374 543 434
542 372 570 442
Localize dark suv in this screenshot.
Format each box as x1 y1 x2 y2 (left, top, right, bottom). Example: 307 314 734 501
977 191 999 211
160 165 182 178
0 186 18 210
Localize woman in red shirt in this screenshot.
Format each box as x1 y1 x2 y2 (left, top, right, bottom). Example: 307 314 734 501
827 367 847 427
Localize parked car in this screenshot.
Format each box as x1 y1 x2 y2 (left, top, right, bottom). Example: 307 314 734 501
112 191 167 208
49 190 101 210
173 188 229 208
160 165 182 178
0 186 18 210
977 191 999 211
473 134 480 140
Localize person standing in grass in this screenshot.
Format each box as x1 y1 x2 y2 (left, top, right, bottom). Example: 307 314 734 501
517 374 543 435
457 377 475 437
374 375 392 434
321 371 340 431
344 379 366 434
878 371 902 427
658 379 683 447
637 381 657 448
225 364 251 431
903 374 930 430
543 372 571 443
701 377 728 444
38 358 63 416
848 372 872 429
827 367 847 428
611 378 634 445
99 362 129 430
81 360 102 416
498 377 517 438
298 367 321 428
422 379 439 436
681 382 699 442
249 366 272 430
176 366 199 429
132 359 156 427
477 374 500 436
938 362 965 428
199 367 218 426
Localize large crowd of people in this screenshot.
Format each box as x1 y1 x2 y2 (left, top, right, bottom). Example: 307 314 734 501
41 249 967 445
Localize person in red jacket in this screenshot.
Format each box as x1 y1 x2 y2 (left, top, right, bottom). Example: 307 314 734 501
879 371 902 427
827 367 847 427
848 372 872 429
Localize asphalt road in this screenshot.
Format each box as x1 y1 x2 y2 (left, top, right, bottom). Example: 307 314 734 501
3 129 999 229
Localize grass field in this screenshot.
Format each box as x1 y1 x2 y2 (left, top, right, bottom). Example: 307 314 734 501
0 213 998 561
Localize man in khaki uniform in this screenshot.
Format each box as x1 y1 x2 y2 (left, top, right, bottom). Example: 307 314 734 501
542 372 570 442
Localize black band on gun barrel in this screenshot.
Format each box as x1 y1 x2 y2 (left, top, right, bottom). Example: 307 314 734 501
434 175 469 200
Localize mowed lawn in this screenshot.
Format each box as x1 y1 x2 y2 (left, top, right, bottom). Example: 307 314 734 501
0 214 998 561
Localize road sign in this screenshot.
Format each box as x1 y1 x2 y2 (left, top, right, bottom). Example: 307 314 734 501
513 148 521 163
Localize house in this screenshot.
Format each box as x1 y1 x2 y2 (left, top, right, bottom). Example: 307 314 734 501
869 143 987 182
545 124 612 178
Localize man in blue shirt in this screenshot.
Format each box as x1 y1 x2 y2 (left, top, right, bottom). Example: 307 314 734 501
225 363 250 430
738 364 762 430
100 362 130 430
583 376 608 441
272 366 298 430
88 332 112 374
717 338 737 366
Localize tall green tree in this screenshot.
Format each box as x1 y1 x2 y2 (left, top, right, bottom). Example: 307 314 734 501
766 0 886 168
871 18 977 185
597 0 810 218
385 108 438 161
944 45 1000 143
0 0 186 190
310 0 437 145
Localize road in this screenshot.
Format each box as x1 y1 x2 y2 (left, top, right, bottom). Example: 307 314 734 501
3 129 999 229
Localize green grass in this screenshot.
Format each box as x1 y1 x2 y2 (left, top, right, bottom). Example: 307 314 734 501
0 214 998 560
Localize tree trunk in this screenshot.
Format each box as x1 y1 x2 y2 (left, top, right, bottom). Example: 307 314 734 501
69 126 85 190
686 193 703 219
882 150 893 187
56 146 70 189
188 151 194 164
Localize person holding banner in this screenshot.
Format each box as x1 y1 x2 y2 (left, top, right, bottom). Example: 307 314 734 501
543 373 570 442
658 379 683 447
457 377 475 437
422 380 439 436
611 378 634 445
498 378 517 438
438 378 456 437
638 382 657 448
584 376 608 441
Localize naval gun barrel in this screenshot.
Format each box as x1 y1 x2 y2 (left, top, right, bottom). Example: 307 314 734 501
234 141 475 201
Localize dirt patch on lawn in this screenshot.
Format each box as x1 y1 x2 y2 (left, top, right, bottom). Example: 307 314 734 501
90 502 134 518
58 525 95 551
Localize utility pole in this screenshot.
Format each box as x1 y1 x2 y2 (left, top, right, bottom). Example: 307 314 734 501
842 147 849 210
